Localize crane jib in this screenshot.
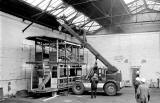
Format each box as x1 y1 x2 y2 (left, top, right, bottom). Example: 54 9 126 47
60 23 118 73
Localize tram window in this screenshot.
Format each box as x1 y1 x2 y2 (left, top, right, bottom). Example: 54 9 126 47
60 68 64 77
99 69 101 74
76 69 81 76
52 66 57 78
70 68 76 76
60 68 66 77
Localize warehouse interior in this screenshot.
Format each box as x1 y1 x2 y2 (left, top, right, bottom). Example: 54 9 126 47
0 0 160 102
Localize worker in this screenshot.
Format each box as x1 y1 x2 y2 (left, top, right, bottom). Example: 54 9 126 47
93 58 98 74
157 78 160 88
133 70 141 103
136 78 150 103
8 82 11 98
90 73 98 98
134 71 141 95
93 63 98 74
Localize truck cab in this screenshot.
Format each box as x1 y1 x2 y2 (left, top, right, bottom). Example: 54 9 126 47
72 67 122 96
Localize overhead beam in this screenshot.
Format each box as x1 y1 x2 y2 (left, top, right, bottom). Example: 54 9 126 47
65 0 98 6
128 0 140 6
148 0 160 3
143 0 148 9
130 4 145 13
0 0 60 30
22 0 53 32
91 2 106 17
120 0 131 14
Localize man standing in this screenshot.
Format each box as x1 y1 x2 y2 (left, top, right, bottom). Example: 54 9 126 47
137 78 150 103
90 73 98 98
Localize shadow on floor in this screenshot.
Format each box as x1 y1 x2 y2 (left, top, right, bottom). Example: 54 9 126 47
76 91 123 96
1 99 31 103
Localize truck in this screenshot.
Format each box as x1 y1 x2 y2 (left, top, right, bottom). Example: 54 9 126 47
58 21 122 96
72 66 122 96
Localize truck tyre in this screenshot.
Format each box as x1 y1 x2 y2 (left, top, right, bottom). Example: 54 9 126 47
72 82 85 95
104 82 117 96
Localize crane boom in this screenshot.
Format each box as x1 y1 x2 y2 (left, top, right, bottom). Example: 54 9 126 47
59 22 118 73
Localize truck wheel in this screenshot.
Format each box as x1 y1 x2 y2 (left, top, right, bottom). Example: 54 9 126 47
72 82 84 95
104 82 117 96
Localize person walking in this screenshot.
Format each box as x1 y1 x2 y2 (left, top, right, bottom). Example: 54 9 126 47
134 71 141 96
90 73 98 98
133 71 141 103
136 78 150 103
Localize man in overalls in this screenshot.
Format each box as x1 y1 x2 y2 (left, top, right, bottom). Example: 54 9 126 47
90 73 98 98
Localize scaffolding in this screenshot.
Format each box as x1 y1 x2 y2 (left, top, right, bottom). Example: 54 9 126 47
26 36 86 93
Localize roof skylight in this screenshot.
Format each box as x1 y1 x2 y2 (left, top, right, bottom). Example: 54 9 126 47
124 0 160 14
23 0 102 33
147 0 160 11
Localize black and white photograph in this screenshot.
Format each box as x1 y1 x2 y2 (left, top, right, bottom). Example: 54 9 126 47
0 0 160 103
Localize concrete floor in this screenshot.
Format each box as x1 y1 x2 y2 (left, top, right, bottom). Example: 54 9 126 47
2 87 160 103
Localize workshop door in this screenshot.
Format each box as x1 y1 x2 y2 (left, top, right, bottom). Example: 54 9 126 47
131 68 140 86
